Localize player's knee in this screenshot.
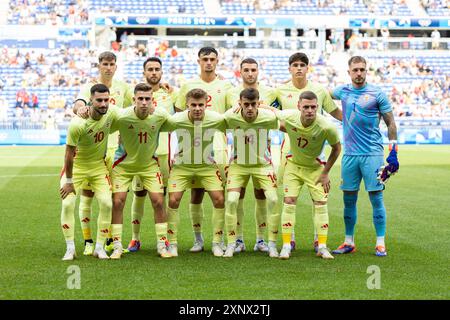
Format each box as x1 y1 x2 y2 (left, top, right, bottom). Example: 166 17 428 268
112 196 125 210
98 195 113 212
62 195 76 213
343 192 358 207
212 194 225 208
169 194 182 209
264 191 278 207
226 191 240 208
283 197 296 205
151 196 165 211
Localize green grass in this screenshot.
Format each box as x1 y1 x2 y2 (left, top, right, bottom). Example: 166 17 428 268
0 145 449 299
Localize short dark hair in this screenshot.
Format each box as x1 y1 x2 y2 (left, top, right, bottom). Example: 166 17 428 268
143 57 162 70
289 52 309 66
348 56 366 66
299 91 317 102
186 88 208 101
198 47 218 57
240 88 260 101
240 58 258 69
134 83 152 94
90 83 110 96
98 51 117 63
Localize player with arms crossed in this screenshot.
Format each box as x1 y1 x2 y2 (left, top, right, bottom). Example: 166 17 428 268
225 58 278 254
72 51 135 255
60 84 119 260
126 57 178 253
109 83 171 259
165 89 227 257
175 47 233 253
223 88 280 258
272 91 341 260
275 52 342 251
331 56 398 257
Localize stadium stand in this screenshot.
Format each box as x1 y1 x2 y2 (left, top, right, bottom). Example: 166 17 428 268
421 0 450 16
7 0 90 25
89 0 205 14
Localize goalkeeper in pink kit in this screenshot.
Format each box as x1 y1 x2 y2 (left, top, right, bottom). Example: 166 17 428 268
331 56 399 257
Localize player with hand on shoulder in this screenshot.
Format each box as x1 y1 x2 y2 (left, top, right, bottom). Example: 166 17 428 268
126 57 178 253
225 58 278 254
175 47 233 253
109 83 171 259
223 88 280 258
71 51 135 255
164 89 227 257
60 84 120 260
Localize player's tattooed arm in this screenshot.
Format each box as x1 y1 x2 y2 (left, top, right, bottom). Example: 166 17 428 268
381 111 397 141
60 145 76 199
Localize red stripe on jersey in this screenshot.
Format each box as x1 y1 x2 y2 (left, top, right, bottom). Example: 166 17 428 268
315 158 327 166
60 167 65 178
153 155 160 167
113 153 127 168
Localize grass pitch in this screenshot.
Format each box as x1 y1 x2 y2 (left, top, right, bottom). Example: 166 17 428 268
0 145 449 300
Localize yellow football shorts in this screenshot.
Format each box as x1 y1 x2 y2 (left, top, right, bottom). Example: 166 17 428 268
112 161 164 193
283 160 328 202
226 163 277 191
168 164 223 193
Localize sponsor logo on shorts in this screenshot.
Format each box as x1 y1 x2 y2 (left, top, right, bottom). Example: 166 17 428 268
81 217 90 223
100 228 109 234
228 231 235 236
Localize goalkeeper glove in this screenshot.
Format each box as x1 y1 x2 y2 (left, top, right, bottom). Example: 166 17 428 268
377 141 399 184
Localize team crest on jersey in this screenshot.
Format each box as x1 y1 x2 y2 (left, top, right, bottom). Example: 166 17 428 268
291 127 297 132
88 129 94 134
217 89 221 93
287 94 293 99
364 94 370 102
151 125 156 130
128 124 134 129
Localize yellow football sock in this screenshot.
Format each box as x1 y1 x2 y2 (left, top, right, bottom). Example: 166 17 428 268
281 203 296 245
155 222 168 245
131 195 146 241
212 207 225 243
225 191 240 244
111 224 123 243
96 193 112 246
61 194 76 241
79 195 93 241
236 199 244 240
167 207 179 244
189 203 203 234
255 199 267 240
265 191 280 242
314 204 329 248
